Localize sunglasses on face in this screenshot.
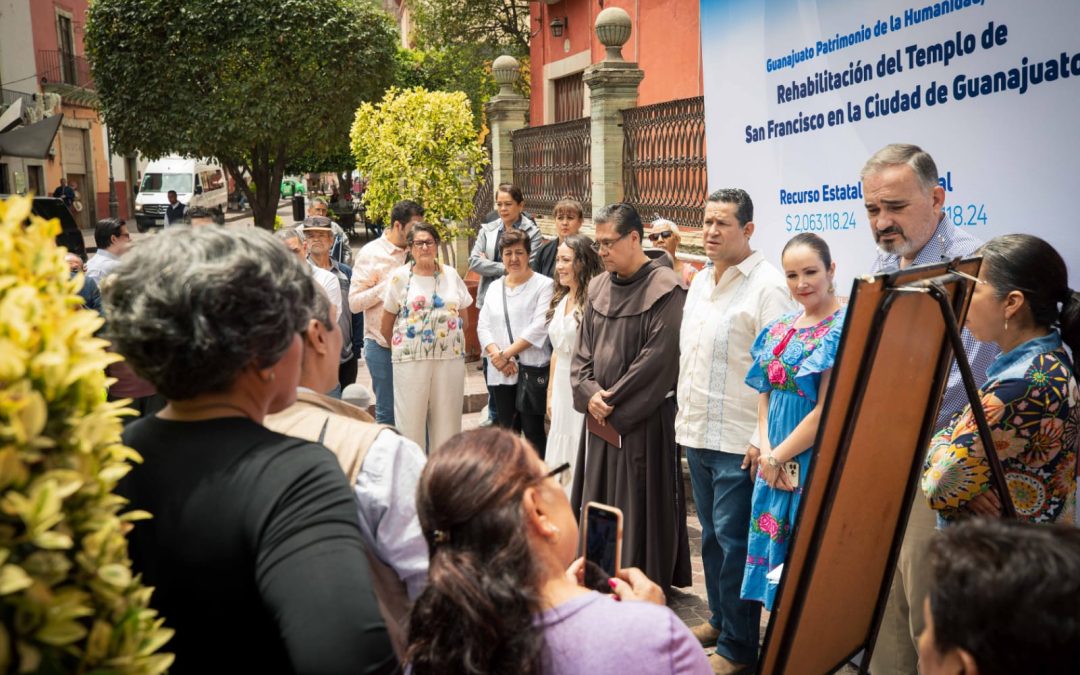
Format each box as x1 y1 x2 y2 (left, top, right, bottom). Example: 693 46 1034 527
648 231 674 242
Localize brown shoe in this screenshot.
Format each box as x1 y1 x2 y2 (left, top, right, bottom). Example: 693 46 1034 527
690 622 720 647
708 652 752 675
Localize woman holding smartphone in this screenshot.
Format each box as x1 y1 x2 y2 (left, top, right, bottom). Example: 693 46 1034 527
406 428 710 674
740 233 845 611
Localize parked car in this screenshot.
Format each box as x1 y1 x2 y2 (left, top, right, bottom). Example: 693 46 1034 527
1 194 87 260
280 178 306 198
133 156 228 232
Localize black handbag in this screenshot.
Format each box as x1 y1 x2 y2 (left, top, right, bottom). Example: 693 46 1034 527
502 280 550 415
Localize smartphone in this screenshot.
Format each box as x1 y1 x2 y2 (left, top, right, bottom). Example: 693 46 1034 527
581 502 623 593
783 460 800 489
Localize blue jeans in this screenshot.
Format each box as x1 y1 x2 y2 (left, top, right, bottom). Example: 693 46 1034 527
364 338 395 425
686 447 761 665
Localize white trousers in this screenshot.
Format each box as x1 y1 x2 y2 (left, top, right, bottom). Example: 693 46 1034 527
392 358 465 453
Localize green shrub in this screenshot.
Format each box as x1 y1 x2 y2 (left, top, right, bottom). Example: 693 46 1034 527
0 195 172 673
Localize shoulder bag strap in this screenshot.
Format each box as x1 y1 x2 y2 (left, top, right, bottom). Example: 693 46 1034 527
501 279 514 345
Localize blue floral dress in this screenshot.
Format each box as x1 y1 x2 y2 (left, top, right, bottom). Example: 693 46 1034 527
740 307 845 610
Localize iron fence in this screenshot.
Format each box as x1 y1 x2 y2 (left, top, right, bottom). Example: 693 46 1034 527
470 143 495 229
1 89 37 111
511 117 591 217
38 50 95 91
622 96 707 229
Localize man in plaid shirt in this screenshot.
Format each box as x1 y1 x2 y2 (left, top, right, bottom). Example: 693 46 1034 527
862 144 999 675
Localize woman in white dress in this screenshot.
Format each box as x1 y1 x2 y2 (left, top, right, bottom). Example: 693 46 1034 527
545 234 604 493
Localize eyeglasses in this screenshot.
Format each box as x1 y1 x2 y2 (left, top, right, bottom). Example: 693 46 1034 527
412 240 436 249
648 230 674 242
542 462 572 487
591 232 628 253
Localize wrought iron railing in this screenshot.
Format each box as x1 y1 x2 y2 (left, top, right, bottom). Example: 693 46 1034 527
38 50 95 91
470 144 495 229
511 117 591 217
622 96 707 229
1 89 37 111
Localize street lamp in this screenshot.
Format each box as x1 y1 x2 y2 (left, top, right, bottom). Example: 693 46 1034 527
105 124 118 218
550 16 567 38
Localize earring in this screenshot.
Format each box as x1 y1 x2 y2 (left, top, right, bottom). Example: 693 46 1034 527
546 524 560 541
268 370 276 382
1004 317 1009 332
828 283 835 294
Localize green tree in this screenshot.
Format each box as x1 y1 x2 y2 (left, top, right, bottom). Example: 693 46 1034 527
0 195 173 673
403 0 531 129
408 0 532 55
350 87 487 237
86 0 397 229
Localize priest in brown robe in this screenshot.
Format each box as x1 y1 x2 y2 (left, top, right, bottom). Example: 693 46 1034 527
571 202 692 595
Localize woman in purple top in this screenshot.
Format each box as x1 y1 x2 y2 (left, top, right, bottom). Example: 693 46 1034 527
407 427 710 675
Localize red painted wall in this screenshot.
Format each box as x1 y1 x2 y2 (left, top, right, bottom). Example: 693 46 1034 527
30 1 90 74
530 0 702 124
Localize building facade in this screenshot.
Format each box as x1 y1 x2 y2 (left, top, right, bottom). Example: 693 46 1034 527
0 0 137 222
529 0 702 125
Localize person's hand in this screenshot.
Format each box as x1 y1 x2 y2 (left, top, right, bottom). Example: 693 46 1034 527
760 459 794 492
964 489 1003 517
609 567 665 606
588 390 614 424
500 359 518 377
361 271 381 290
565 557 586 586
742 445 761 482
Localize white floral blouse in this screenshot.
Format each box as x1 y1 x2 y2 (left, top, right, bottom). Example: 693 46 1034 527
382 263 473 363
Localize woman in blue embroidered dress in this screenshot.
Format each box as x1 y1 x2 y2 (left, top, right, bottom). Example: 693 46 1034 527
922 234 1080 523
741 234 845 610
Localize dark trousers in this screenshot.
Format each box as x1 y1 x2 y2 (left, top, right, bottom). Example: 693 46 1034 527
490 384 546 459
686 447 761 665
338 355 358 391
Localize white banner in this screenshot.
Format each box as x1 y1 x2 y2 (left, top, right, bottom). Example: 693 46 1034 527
701 0 1080 290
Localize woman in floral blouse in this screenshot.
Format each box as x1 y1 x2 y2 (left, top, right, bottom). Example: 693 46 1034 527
381 222 473 452
923 234 1080 523
741 234 845 610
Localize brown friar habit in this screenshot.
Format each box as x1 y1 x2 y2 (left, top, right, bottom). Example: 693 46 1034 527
570 250 692 594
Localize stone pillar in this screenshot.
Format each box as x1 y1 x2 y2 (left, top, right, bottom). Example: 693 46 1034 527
584 7 644 210
485 55 529 191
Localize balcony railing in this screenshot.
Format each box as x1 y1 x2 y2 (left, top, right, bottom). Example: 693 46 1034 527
1 88 37 111
38 49 95 91
622 96 708 230
511 117 592 217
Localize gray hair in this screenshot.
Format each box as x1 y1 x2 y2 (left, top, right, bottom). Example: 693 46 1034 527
860 143 939 193
650 217 679 234
706 188 754 227
311 283 334 330
102 227 316 400
275 227 302 243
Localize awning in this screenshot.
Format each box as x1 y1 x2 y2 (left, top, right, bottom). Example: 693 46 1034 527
0 113 64 159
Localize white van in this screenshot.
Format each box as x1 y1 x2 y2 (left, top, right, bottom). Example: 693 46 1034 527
133 156 228 232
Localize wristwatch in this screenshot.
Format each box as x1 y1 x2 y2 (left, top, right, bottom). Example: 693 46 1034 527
764 455 781 469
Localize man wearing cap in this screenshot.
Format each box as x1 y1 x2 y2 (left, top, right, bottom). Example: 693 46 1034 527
276 227 342 325
302 215 361 396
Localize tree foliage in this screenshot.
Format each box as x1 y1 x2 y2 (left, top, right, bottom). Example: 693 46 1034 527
350 87 487 237
0 196 173 673
408 0 532 56
86 0 398 229
404 0 531 129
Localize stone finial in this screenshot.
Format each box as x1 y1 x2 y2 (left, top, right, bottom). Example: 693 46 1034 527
491 55 521 97
595 7 632 62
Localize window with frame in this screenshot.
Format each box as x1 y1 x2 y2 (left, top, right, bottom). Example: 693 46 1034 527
553 73 585 123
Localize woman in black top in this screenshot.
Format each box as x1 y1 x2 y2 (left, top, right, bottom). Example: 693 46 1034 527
103 227 396 674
